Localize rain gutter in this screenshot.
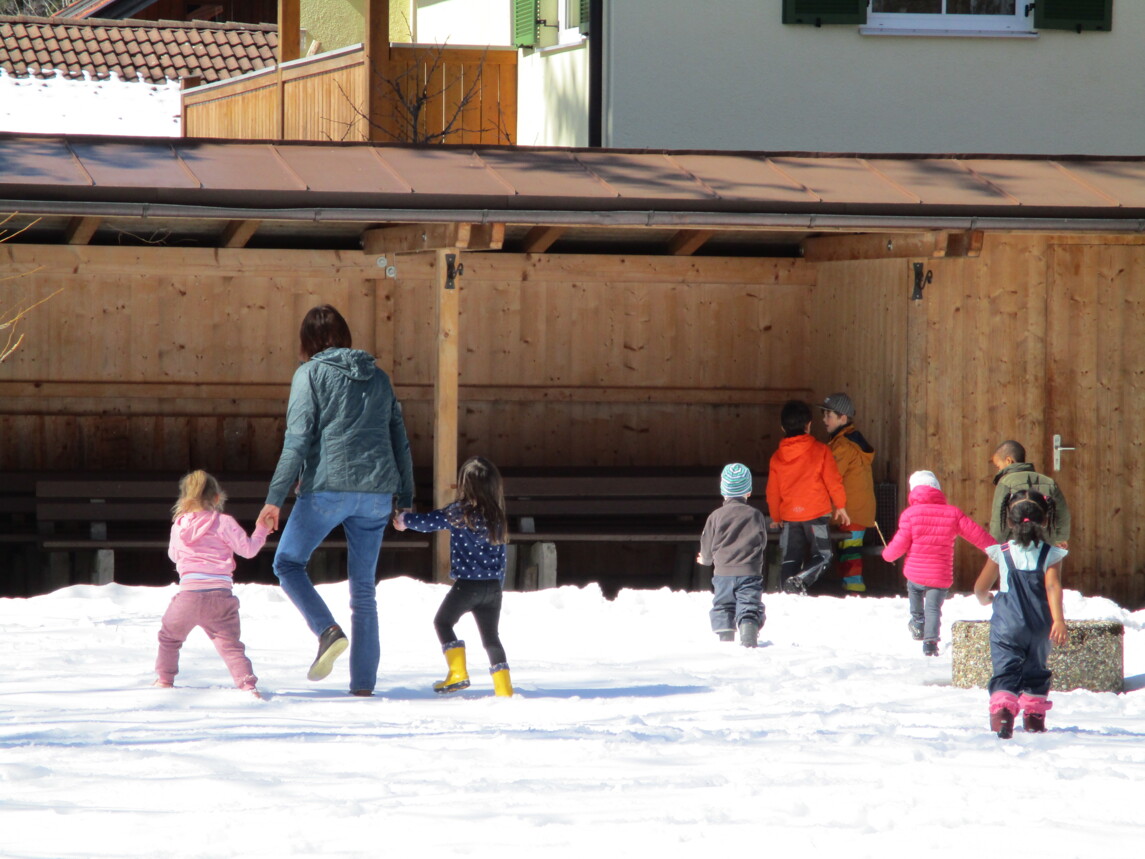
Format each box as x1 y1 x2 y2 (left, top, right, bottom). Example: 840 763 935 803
3 199 1145 235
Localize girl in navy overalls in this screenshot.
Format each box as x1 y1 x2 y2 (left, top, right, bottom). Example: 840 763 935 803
394 456 513 697
973 490 1067 738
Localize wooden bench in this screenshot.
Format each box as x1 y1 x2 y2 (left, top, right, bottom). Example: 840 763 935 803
34 475 428 587
0 472 40 545
498 469 769 590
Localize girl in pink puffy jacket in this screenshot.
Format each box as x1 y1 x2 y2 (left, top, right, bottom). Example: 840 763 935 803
882 470 995 656
156 470 272 696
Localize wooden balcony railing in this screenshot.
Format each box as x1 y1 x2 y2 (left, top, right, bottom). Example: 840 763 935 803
182 43 517 144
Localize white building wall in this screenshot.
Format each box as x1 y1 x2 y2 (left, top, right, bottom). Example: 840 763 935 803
518 42 590 147
414 0 511 46
602 2 1145 154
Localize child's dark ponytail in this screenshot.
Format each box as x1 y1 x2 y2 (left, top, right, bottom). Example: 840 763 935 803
1006 490 1051 547
454 456 508 545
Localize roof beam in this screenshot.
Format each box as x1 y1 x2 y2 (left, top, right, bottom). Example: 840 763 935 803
220 219 261 249
801 232 964 262
520 225 566 253
64 216 101 246
668 229 714 256
361 223 504 255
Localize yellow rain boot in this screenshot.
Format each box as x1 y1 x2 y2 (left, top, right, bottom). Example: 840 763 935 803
433 641 470 694
490 662 513 698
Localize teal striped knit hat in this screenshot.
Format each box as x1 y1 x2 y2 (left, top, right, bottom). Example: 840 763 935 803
720 463 752 498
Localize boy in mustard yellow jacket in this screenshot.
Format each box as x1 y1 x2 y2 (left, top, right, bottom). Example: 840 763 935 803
819 393 876 593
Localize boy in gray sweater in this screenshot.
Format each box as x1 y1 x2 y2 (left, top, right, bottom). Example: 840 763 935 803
697 463 768 648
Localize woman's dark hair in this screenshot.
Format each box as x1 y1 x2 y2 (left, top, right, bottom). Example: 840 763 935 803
1006 489 1052 547
299 305 353 360
454 456 508 546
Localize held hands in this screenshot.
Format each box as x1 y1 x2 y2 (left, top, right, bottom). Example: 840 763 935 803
392 509 409 531
259 504 280 533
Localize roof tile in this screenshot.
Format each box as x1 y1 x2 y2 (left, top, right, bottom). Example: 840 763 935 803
0 14 277 84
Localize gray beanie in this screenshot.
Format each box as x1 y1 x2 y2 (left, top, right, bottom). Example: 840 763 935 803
819 392 855 417
720 463 752 498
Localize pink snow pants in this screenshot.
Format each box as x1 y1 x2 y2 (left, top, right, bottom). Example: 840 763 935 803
155 589 257 690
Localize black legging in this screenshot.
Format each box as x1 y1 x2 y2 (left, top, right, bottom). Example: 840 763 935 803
433 579 507 666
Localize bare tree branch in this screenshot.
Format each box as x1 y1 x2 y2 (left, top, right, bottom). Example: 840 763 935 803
1 213 61 363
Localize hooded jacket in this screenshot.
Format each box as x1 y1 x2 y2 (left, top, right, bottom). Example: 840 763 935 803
266 348 414 509
766 434 846 524
168 510 269 590
882 485 995 588
827 423 876 529
990 462 1070 545
698 497 768 577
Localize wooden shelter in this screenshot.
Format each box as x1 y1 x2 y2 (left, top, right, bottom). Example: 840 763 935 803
2 134 1144 606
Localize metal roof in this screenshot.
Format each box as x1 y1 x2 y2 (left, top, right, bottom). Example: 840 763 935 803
3 133 1145 253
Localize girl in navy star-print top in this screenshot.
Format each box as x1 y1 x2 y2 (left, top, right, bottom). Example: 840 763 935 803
394 456 514 697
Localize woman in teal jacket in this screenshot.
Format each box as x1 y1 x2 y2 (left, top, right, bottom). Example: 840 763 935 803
261 305 414 696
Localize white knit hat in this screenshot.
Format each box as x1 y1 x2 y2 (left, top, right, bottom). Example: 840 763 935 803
909 470 941 491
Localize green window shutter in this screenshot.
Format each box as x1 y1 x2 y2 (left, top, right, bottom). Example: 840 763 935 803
514 0 537 47
782 0 868 26
579 0 591 35
1034 0 1112 32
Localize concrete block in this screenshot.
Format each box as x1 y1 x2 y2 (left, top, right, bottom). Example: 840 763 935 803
952 619 1124 693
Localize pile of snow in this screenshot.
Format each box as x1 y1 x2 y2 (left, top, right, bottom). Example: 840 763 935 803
0 68 180 136
1 578 1142 857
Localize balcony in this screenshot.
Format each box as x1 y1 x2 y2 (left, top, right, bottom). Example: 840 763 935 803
182 42 517 144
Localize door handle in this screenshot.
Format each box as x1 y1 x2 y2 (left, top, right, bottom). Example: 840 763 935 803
1052 434 1075 472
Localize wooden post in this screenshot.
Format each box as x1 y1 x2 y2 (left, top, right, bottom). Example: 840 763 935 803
277 0 301 140
433 248 460 583
364 0 391 142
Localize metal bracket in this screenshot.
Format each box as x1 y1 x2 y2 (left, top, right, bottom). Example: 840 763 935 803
445 253 464 290
911 262 933 301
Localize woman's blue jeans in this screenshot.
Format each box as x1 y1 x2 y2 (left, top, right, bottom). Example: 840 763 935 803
273 491 392 692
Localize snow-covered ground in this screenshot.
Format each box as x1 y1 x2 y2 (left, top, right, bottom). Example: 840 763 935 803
0 69 181 136
1 578 1142 858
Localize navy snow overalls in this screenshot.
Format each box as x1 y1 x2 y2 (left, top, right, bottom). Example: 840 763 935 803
988 542 1054 698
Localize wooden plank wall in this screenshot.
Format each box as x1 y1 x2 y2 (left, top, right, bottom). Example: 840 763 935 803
0 246 814 478
809 234 1145 607
1045 239 1145 607
393 253 815 468
807 258 908 592
6 238 1142 605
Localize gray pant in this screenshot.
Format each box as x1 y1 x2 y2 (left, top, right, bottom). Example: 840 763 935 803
710 574 765 632
907 581 947 643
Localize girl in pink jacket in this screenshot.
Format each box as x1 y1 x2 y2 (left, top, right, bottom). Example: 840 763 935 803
882 471 995 656
156 470 271 696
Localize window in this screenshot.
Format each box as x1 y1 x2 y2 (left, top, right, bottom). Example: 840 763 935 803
514 0 589 49
866 1 1032 35
782 0 1113 32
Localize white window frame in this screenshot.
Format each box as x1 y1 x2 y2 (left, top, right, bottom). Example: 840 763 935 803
554 0 587 48
863 2 1036 37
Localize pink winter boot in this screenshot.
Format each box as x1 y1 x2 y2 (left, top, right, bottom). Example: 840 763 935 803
989 691 1020 739
1018 693 1053 732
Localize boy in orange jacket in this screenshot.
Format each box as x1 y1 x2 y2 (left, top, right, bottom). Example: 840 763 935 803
767 400 850 594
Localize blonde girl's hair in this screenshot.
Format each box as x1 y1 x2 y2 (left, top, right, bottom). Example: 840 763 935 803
172 470 227 519
453 456 508 545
